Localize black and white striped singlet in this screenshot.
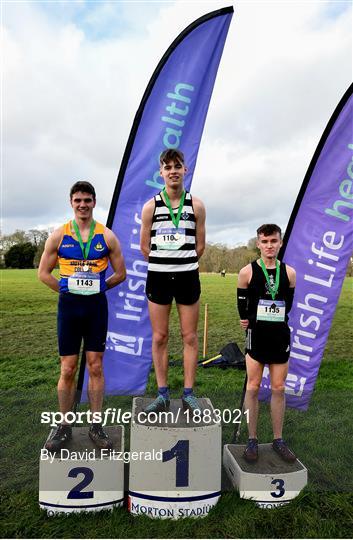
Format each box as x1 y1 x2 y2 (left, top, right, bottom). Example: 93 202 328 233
148 191 199 273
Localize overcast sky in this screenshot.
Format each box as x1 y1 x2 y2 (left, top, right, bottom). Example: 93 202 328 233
2 0 352 245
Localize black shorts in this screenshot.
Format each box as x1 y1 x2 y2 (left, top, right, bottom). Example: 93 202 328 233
146 270 201 305
245 321 290 364
57 292 108 356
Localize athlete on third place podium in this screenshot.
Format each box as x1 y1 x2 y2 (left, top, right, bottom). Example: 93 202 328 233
140 149 206 415
237 224 297 463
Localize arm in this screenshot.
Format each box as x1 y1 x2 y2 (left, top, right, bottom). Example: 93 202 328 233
38 228 62 292
105 229 126 289
286 264 296 288
285 264 296 313
140 199 154 261
237 264 252 330
193 196 206 259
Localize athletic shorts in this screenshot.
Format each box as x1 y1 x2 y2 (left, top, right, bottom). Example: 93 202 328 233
146 269 201 305
57 292 108 356
245 321 290 364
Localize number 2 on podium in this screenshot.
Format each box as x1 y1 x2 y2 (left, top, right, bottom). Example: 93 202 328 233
67 467 94 499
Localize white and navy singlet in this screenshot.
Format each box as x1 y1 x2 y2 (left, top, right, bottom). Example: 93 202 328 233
148 191 199 273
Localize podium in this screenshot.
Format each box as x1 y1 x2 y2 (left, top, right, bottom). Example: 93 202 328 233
223 443 307 508
39 426 124 515
128 397 222 519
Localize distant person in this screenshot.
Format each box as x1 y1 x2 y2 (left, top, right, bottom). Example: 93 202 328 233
237 224 296 462
140 149 206 414
38 181 126 451
221 269 226 278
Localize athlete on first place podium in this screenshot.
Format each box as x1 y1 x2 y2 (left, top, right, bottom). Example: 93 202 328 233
140 149 206 416
237 224 297 463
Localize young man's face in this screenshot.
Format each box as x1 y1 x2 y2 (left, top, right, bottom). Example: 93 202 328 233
160 159 187 190
70 191 96 221
257 232 282 260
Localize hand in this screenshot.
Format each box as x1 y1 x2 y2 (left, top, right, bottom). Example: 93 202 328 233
240 319 249 330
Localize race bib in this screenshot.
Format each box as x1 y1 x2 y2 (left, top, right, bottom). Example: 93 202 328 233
68 271 100 295
155 228 185 250
256 299 285 322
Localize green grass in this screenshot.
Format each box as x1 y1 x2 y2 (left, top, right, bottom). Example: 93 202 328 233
1 270 353 538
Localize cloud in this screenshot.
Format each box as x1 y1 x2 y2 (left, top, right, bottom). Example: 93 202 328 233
2 0 352 245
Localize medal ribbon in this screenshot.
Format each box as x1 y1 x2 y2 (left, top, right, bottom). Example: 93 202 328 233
259 258 280 301
162 188 186 228
72 219 96 261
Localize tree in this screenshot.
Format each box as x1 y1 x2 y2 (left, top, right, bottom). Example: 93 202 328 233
4 242 37 269
27 229 49 247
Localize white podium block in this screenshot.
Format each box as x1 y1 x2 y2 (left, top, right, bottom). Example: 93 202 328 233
39 426 124 515
128 397 222 519
223 443 307 508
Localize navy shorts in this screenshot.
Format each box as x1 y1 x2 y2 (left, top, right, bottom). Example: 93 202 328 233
146 270 201 305
57 292 108 356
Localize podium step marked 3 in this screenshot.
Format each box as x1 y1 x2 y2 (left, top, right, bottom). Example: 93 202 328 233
223 443 307 509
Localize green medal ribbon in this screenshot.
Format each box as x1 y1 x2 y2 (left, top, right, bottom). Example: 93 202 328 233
162 188 186 228
259 258 280 301
72 219 96 261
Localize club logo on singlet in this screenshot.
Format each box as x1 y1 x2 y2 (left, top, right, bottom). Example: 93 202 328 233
181 211 189 220
94 242 105 252
265 274 275 295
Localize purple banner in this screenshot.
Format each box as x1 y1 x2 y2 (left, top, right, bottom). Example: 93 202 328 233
97 8 233 395
259 84 353 410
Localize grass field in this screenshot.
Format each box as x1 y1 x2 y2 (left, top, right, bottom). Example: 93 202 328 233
1 270 353 538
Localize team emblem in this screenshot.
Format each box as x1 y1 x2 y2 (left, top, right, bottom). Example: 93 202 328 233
94 242 104 252
181 211 189 220
265 275 275 294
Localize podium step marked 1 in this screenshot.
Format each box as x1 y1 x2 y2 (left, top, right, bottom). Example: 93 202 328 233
223 443 307 508
39 426 124 515
128 397 222 519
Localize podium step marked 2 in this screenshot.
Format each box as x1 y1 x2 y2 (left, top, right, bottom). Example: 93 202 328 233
129 397 222 519
39 426 124 515
223 443 307 508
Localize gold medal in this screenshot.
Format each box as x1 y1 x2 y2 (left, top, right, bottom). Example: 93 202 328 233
174 233 180 241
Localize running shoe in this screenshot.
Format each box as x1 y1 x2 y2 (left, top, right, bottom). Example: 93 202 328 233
182 394 202 414
243 438 258 463
144 395 170 414
45 424 72 452
89 424 113 450
272 439 297 462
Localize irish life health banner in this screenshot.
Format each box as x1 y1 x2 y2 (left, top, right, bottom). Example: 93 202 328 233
259 84 353 410
101 7 233 395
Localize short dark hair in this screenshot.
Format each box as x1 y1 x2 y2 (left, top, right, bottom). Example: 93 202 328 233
159 149 185 166
70 181 96 200
257 224 282 237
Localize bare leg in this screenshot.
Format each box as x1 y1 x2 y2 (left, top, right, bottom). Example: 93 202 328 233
177 301 199 388
269 362 289 439
57 355 78 417
244 354 264 439
86 351 105 413
148 301 172 387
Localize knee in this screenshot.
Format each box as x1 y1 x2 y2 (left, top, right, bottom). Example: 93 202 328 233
153 331 168 348
87 359 103 378
246 381 261 396
60 363 77 381
271 383 285 395
181 330 197 348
